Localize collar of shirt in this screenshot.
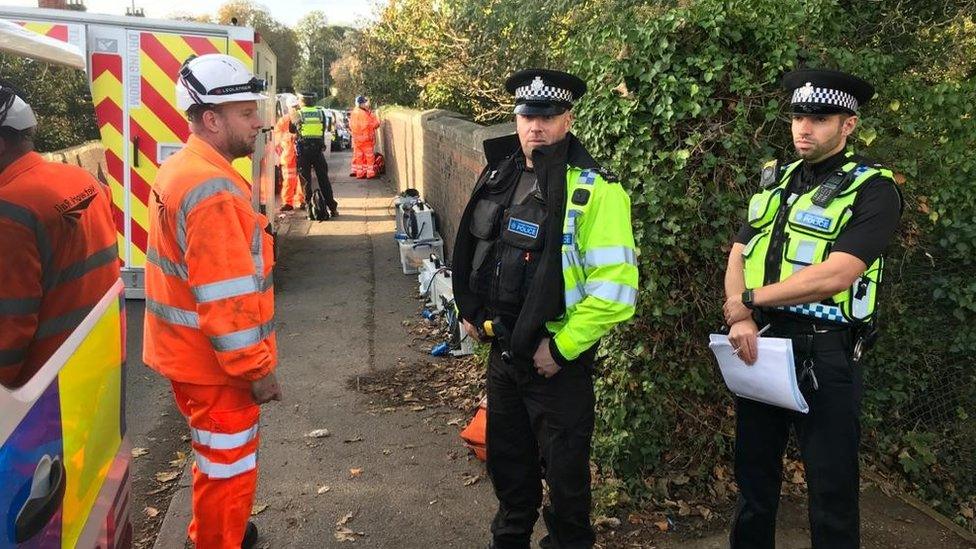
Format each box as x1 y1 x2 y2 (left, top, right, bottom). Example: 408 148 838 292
0 151 44 188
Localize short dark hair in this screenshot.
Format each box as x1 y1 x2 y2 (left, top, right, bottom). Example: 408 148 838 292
186 103 217 123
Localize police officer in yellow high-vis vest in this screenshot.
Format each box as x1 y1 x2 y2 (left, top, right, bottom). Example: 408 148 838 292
452 69 638 549
723 69 902 549
294 93 338 217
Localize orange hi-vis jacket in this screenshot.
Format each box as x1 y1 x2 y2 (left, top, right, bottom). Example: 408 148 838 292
144 135 276 388
273 114 297 163
350 107 380 147
0 152 121 388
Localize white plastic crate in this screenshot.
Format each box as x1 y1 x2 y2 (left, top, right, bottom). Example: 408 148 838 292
399 236 444 275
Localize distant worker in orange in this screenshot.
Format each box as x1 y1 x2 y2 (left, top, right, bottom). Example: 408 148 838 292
349 95 380 179
144 54 281 549
275 95 302 211
0 82 120 388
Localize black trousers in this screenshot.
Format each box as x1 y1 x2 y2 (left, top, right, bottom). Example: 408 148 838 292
486 344 596 549
730 327 862 549
297 141 337 211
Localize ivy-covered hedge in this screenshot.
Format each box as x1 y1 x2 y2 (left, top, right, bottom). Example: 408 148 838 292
565 0 975 528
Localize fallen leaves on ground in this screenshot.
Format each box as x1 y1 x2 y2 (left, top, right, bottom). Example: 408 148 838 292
169 451 188 468
132 447 149 458
349 468 363 479
350 314 485 413
251 503 268 516
317 485 332 494
343 436 364 443
334 511 365 542
305 428 331 438
462 473 481 486
154 471 179 483
144 507 159 518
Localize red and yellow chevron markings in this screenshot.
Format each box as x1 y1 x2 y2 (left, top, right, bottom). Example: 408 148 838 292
16 21 68 42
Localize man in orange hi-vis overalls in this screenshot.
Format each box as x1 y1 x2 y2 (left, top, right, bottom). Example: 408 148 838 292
144 54 281 549
274 96 302 210
349 95 380 179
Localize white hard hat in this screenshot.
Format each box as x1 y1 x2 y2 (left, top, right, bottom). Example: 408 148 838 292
0 87 37 130
175 54 268 111
286 95 300 108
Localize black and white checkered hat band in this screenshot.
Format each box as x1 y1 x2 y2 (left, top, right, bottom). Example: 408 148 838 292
791 86 859 112
515 84 574 104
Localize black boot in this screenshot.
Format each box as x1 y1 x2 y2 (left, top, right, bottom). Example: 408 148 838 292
241 521 258 549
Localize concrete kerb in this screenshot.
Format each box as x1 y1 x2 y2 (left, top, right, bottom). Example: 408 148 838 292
152 461 193 549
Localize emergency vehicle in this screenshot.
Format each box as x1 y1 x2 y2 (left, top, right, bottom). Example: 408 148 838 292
0 20 130 549
0 7 279 299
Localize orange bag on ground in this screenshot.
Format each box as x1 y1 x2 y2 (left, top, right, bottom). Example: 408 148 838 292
460 397 487 461
373 152 386 176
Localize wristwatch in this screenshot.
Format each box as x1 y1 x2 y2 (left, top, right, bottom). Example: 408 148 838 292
741 289 756 310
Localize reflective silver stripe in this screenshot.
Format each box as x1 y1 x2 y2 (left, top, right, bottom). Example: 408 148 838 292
584 246 636 269
176 178 245 252
50 244 118 289
146 299 200 328
192 274 272 303
0 199 55 289
211 320 274 352
792 240 817 274
191 424 258 450
0 297 40 316
584 281 638 307
35 305 93 339
193 451 257 479
565 286 585 308
0 348 26 367
250 223 265 276
146 247 188 280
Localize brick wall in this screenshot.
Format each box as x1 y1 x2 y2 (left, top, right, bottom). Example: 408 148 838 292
378 107 514 260
41 140 109 185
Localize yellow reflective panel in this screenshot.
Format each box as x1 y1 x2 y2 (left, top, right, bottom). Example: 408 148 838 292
58 298 123 548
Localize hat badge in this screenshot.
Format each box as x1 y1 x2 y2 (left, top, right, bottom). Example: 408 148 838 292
798 82 815 101
530 76 546 91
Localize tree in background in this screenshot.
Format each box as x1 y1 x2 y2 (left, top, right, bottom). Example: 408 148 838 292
293 11 352 104
214 0 300 91
357 0 574 122
331 40 364 109
0 54 98 152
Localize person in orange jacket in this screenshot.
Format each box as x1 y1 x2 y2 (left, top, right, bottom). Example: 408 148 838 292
274 96 302 211
144 54 281 549
349 95 380 179
0 83 121 388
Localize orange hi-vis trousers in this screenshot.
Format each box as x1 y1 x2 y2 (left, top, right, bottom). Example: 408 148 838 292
280 152 302 207
171 381 259 549
352 142 376 179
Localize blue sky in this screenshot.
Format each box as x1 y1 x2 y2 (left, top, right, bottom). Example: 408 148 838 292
13 0 381 27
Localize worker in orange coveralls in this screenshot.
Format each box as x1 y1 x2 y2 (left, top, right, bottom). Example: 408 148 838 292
275 95 302 211
144 54 282 549
349 95 381 179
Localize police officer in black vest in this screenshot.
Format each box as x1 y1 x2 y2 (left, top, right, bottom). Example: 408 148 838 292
453 69 638 549
723 70 902 548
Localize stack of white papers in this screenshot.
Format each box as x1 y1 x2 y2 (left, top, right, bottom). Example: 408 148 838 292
708 334 809 413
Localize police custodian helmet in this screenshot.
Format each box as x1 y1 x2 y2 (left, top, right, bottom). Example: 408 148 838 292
504 69 587 116
782 69 875 115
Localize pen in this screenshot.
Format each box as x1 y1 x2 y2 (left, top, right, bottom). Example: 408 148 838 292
732 324 771 356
